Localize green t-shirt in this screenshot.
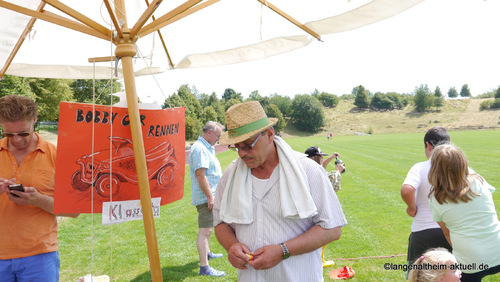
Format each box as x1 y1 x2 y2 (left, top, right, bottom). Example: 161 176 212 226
429 177 500 273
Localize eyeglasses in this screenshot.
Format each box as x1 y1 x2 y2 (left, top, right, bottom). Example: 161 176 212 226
2 132 31 137
228 132 263 152
211 130 221 139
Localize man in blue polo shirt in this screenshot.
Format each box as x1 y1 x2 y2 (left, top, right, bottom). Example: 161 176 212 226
188 121 225 277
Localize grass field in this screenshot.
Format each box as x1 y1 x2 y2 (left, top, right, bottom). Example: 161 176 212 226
58 130 500 281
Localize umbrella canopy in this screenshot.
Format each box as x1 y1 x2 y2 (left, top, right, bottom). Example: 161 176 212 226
0 0 423 79
0 1 423 280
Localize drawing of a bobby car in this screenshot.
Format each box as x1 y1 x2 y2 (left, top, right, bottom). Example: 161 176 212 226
71 136 178 198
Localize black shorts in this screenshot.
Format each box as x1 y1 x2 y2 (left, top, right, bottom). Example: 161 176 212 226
407 228 452 265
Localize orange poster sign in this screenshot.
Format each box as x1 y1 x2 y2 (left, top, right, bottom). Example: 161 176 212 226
53 102 185 213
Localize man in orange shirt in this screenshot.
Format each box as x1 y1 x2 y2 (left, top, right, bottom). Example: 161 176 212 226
0 95 78 281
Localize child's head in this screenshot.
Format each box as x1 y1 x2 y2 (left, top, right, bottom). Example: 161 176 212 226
408 248 461 282
428 144 478 204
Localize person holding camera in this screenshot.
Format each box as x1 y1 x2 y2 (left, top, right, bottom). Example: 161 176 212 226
0 95 78 281
304 146 346 267
304 146 345 192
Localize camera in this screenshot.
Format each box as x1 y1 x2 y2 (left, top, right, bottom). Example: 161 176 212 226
335 158 346 173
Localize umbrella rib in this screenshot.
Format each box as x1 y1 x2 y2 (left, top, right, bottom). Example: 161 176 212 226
0 1 110 41
102 0 124 39
256 0 321 41
130 0 163 39
44 0 111 38
138 0 207 37
144 0 174 69
0 1 45 78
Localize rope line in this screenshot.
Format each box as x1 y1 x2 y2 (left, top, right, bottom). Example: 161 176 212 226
330 254 406 261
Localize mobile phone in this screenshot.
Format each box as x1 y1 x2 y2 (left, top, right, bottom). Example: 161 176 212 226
8 184 24 197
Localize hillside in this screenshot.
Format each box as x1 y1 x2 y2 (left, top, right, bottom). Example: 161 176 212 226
39 98 500 145
282 98 500 138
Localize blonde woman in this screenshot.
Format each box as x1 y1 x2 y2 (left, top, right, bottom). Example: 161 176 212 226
408 248 461 282
428 144 500 281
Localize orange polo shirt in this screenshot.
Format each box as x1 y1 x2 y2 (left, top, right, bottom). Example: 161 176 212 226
0 133 58 259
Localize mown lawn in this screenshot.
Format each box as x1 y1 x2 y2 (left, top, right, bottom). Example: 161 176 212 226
58 130 500 281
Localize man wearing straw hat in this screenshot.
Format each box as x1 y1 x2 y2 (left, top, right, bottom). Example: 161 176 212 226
213 101 347 281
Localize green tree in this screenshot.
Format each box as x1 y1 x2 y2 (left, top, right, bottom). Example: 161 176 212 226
207 92 226 124
248 90 263 101
269 94 292 117
413 84 433 112
290 95 325 132
197 93 210 108
351 86 360 95
447 87 458 98
434 86 442 97
495 86 500 99
386 92 408 109
460 84 471 97
316 92 339 108
71 79 122 105
162 93 186 109
265 104 286 133
177 84 202 119
247 90 270 108
221 88 242 103
29 78 73 121
185 116 201 140
354 85 369 108
224 98 241 111
0 75 34 98
434 95 444 108
202 106 218 124
370 92 394 109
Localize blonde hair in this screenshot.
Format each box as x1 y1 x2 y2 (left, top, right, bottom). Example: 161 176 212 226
408 248 456 282
428 144 480 204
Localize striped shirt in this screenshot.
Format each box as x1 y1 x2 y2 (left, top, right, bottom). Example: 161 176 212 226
189 136 222 206
214 155 347 281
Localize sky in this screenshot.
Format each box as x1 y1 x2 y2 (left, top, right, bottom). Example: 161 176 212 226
133 0 500 104
4 0 499 104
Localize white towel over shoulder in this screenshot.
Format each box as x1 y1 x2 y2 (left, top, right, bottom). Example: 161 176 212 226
220 136 317 224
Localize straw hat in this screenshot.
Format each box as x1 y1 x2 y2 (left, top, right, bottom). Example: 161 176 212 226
219 101 277 145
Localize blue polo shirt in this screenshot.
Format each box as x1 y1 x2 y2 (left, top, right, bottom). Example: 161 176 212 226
188 136 222 206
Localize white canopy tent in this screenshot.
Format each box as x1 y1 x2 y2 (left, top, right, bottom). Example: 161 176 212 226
0 0 423 280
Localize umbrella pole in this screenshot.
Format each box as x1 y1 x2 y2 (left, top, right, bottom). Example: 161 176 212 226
116 42 163 281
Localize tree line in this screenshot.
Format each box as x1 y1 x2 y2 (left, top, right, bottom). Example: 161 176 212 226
0 75 121 121
1 75 496 140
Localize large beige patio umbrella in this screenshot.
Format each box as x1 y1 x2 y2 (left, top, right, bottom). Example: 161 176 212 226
0 0 423 280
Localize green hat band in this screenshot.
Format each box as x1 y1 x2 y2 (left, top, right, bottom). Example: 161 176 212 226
228 117 270 137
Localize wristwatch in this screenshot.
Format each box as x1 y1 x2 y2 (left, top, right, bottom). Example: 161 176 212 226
280 242 290 259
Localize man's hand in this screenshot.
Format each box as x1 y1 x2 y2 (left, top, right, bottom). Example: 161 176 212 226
248 244 283 270
227 243 253 269
7 186 54 214
195 168 214 210
0 178 16 195
8 185 40 205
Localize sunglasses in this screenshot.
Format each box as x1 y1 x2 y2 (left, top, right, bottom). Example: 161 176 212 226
2 132 31 138
228 132 263 152
2 120 34 138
